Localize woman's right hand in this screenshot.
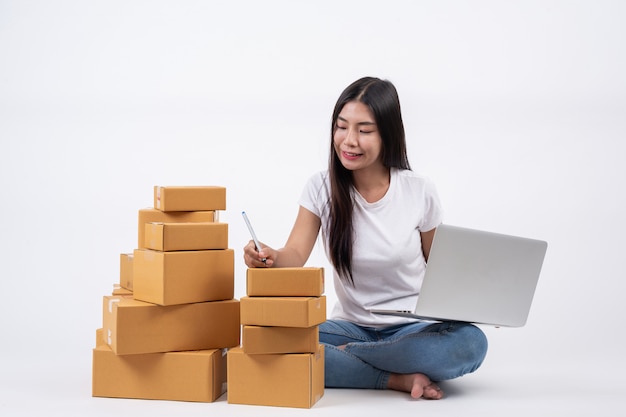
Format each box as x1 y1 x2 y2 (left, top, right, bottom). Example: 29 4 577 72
243 240 277 268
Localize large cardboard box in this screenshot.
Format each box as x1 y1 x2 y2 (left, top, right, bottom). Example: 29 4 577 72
102 296 240 355
92 340 227 402
133 248 234 306
246 267 324 297
227 345 324 408
243 325 319 354
154 186 226 212
240 296 326 328
137 208 216 249
119 253 134 290
144 222 228 251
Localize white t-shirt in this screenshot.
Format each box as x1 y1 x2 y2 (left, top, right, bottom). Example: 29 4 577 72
299 168 444 327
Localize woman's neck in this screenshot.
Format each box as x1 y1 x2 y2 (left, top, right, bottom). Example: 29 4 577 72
352 165 391 203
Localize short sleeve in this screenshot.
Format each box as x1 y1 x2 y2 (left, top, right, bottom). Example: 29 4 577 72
418 177 444 232
298 171 330 220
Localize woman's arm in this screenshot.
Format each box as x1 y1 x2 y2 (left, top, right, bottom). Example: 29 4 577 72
420 227 437 263
243 206 321 268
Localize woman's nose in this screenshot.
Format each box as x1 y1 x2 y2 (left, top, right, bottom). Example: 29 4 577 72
344 128 358 146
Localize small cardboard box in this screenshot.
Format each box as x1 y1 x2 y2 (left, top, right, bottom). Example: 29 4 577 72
144 222 228 251
96 328 104 345
246 267 324 297
133 248 234 306
102 296 240 355
137 208 216 249
240 296 326 328
112 284 132 296
243 325 319 354
227 345 324 408
119 253 134 290
92 341 227 402
154 186 226 212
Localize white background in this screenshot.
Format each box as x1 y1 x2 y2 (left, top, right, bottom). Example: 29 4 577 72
1 1 625 415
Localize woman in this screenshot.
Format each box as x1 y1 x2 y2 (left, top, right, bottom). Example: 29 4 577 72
243 77 488 400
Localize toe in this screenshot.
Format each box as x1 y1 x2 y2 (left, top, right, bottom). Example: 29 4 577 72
410 384 424 399
423 384 443 400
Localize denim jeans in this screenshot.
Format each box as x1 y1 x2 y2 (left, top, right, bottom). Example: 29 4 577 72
319 319 488 389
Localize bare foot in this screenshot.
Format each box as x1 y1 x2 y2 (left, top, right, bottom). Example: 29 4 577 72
387 373 444 400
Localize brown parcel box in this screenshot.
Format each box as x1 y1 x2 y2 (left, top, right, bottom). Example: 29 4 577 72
119 253 133 290
93 340 227 402
102 296 240 355
227 345 324 408
154 186 226 212
112 284 132 296
240 296 326 328
243 325 319 354
246 267 324 297
144 222 228 251
133 248 234 306
137 208 216 249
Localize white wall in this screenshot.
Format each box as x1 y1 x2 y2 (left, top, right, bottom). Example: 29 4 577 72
1 0 624 377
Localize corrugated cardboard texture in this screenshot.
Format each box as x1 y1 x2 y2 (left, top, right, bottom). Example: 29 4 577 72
242 325 319 354
102 296 240 355
92 344 227 402
246 267 324 297
240 296 326 327
227 345 324 408
132 248 234 306
137 208 215 249
154 186 226 212
144 222 228 251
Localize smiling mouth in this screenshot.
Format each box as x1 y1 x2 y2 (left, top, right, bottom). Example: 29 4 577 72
343 151 362 157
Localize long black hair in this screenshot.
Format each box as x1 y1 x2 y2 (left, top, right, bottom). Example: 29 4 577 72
327 77 411 286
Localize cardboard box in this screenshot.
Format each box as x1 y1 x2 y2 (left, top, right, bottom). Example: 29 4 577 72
137 208 216 249
227 345 324 408
112 284 132 296
144 222 228 251
119 253 134 290
243 325 319 354
102 296 240 355
133 248 234 306
93 342 227 402
240 296 326 328
154 186 226 212
246 267 324 297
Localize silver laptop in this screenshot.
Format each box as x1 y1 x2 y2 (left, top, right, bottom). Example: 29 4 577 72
371 224 548 327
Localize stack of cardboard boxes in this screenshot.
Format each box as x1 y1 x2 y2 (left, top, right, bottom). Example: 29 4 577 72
92 186 240 403
228 267 326 408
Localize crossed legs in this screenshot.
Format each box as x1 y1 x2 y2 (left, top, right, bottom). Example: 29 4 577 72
320 320 488 399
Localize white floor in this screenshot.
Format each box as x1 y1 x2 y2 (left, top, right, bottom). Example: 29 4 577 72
2 351 623 417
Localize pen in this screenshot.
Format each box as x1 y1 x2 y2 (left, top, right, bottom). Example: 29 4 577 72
242 211 267 263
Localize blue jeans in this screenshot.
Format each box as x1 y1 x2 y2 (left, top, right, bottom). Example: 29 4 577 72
319 319 488 389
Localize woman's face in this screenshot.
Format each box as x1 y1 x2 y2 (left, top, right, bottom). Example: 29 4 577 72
333 101 384 172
